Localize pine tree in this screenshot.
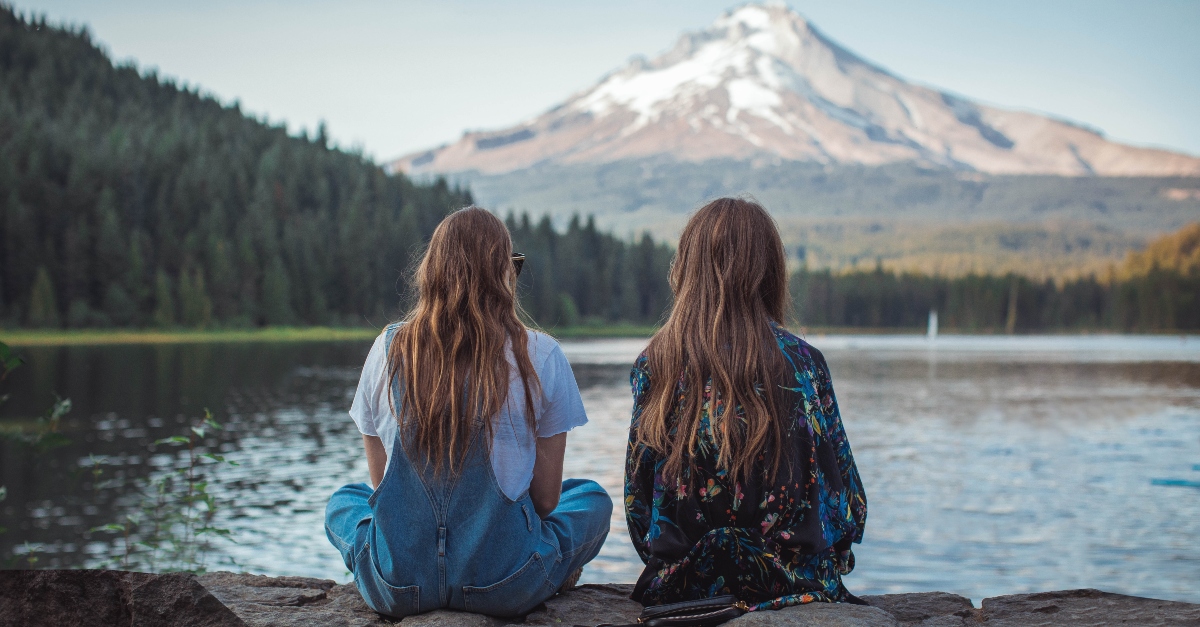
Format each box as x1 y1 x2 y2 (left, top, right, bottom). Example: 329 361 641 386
262 255 294 326
179 267 213 328
153 269 176 328
126 232 151 311
95 188 128 291
27 266 60 328
103 283 137 327
206 237 238 320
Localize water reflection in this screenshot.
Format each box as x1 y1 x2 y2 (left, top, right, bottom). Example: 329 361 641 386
0 336 1197 604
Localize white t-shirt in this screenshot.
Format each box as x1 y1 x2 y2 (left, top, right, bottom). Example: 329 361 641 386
349 328 588 500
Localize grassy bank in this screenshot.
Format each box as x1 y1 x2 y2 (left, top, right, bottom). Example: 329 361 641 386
0 325 665 346
0 327 381 346
540 324 660 339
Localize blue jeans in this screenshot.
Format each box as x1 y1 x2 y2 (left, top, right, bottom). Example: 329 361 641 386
325 434 610 618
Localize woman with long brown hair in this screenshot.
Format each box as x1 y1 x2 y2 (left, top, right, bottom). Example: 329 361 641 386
624 198 867 611
326 207 611 619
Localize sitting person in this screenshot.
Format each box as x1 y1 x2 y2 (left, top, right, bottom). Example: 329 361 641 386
326 207 611 618
624 197 868 610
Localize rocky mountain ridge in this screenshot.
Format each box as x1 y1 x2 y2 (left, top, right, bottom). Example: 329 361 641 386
391 3 1200 178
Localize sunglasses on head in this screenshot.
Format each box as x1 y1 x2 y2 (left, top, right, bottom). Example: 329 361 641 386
511 253 525 277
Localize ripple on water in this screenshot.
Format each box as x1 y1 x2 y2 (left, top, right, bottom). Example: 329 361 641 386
0 336 1197 604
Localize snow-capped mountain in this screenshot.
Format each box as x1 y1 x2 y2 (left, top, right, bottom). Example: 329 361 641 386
391 3 1200 177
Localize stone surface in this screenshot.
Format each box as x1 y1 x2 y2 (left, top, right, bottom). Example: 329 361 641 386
523 583 641 626
6 571 1200 627
0 570 245 627
860 593 974 625
909 617 971 627
197 572 390 627
979 588 1200 626
730 603 900 627
195 574 641 627
397 609 506 627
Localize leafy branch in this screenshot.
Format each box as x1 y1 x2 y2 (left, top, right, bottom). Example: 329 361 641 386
90 409 238 573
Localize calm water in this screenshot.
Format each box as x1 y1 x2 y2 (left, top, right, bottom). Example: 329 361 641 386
1 335 1198 604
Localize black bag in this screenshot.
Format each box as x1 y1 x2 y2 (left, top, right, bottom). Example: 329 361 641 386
579 595 748 627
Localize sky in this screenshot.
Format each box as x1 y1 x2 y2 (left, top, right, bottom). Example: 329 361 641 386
13 0 1200 163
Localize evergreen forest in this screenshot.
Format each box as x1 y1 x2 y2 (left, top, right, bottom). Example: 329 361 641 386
0 8 672 330
1 7 1197 333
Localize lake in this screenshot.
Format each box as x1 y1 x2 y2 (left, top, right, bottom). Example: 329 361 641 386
1 334 1198 604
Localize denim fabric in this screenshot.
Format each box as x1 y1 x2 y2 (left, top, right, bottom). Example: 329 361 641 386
326 427 610 617
349 325 590 501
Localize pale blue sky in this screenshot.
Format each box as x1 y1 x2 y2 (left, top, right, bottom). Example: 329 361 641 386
14 0 1200 162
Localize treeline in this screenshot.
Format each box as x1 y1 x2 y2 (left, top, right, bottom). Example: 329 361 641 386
792 262 1200 332
507 213 673 327
0 8 673 329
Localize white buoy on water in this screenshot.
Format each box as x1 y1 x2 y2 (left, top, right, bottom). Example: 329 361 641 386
927 310 938 340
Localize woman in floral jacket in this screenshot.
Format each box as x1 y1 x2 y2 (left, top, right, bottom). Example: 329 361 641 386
624 198 868 611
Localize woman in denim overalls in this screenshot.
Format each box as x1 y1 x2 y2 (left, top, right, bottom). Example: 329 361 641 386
325 207 611 618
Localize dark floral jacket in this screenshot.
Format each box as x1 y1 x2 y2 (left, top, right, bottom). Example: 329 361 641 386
625 323 867 610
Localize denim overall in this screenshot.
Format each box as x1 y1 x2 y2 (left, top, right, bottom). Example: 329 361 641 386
325 344 611 618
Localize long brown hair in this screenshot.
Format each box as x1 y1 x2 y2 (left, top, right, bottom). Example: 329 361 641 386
634 197 790 487
387 206 539 474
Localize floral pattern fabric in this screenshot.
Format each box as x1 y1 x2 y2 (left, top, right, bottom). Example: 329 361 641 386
624 323 867 610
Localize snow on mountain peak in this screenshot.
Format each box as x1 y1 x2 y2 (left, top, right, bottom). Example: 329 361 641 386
575 3 819 136
721 4 776 31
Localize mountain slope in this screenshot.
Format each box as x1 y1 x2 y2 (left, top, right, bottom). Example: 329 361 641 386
0 8 476 327
0 7 677 329
456 159 1200 278
391 3 1200 177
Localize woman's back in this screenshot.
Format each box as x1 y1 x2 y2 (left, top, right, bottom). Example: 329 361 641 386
625 322 867 608
351 326 586 501
354 324 586 616
623 197 867 610
325 207 610 620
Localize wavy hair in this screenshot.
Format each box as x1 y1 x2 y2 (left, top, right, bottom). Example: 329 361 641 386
387 207 539 474
634 197 790 486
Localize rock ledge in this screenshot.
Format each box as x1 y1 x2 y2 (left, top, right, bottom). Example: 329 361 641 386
1 570 1198 626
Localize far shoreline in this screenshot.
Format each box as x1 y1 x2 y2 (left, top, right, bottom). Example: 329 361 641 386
0 325 660 346
1 325 1192 346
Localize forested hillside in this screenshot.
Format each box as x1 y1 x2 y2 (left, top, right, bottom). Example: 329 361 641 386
1 7 1193 334
791 223 1200 332
0 8 672 329
458 158 1200 278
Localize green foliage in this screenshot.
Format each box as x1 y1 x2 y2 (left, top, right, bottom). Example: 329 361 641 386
26 267 60 328
261 256 295 326
0 340 73 449
90 409 238 573
178 267 213 328
0 8 471 329
0 340 72 566
0 393 73 451
0 8 677 330
506 213 674 327
458 158 1200 277
152 269 176 328
0 336 231 571
6 542 42 568
0 341 14 541
0 341 24 383
790 266 1200 332
1122 222 1200 277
